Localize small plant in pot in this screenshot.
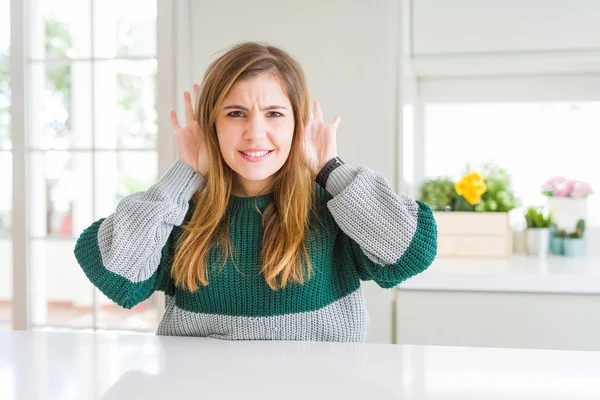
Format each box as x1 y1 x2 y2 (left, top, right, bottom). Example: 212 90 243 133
564 219 587 257
524 207 554 256
550 227 567 255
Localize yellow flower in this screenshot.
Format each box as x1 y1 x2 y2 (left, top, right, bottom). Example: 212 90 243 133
455 172 487 205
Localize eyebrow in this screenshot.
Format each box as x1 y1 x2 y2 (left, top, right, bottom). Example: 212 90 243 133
223 105 288 111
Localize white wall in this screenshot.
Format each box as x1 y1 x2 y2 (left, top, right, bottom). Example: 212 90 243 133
183 0 403 343
411 0 600 77
413 0 600 55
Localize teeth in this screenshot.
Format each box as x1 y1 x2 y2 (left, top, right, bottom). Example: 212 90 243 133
243 151 270 157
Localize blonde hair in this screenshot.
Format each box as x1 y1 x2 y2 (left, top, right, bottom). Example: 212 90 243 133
172 42 318 291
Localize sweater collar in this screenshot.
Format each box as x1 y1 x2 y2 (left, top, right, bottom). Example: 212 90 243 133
228 192 274 211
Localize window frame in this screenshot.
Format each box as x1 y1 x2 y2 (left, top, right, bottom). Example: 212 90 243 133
9 0 178 331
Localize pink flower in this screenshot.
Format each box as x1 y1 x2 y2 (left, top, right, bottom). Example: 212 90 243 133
553 186 572 197
542 176 567 191
572 181 594 198
542 177 594 198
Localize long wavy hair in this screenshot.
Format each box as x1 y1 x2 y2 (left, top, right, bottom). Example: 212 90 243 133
172 42 318 291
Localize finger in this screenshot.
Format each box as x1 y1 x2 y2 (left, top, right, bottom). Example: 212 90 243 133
331 116 342 130
314 100 323 121
169 109 182 131
184 91 195 125
193 83 200 108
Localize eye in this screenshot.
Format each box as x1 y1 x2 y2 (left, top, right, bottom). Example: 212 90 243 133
227 111 245 118
267 111 283 118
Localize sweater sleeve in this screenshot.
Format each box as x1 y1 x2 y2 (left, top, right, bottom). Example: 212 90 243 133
74 160 203 309
324 164 437 288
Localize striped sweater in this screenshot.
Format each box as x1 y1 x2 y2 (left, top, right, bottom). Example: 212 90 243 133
74 160 437 342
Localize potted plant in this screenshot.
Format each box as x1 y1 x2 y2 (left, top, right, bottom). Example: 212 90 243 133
420 163 516 258
448 163 518 213
474 162 518 213
419 178 457 211
564 219 587 257
550 227 566 255
524 207 554 256
542 176 593 232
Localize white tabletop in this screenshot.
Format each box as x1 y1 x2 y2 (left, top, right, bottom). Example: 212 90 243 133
398 254 600 294
2 331 600 399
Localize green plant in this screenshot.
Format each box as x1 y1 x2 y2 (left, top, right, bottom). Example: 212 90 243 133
474 162 518 212
419 162 517 213
567 219 586 238
450 161 518 212
419 178 457 211
553 228 567 238
525 207 554 228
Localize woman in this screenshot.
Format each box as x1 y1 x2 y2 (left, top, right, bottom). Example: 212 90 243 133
74 41 437 342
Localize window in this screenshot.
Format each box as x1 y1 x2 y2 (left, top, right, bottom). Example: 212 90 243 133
424 102 599 227
0 0 11 330
402 104 415 196
14 0 160 331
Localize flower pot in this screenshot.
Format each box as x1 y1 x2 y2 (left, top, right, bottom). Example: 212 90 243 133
433 211 512 258
564 238 587 257
549 237 565 255
526 228 551 256
546 197 587 232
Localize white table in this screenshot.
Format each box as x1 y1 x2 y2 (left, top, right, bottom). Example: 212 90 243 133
1 331 600 399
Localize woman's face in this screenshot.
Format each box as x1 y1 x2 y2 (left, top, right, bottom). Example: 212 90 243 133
216 73 295 196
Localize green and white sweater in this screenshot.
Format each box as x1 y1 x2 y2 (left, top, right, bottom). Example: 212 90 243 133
74 160 437 342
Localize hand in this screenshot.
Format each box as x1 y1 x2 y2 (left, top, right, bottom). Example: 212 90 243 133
169 84 208 177
303 100 341 176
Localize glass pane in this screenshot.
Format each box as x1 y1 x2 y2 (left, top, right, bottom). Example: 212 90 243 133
0 0 9 61
0 238 10 330
95 151 157 219
0 152 11 330
29 62 93 149
93 0 157 58
0 63 10 150
402 104 414 195
96 290 160 331
29 0 91 59
94 60 157 149
29 151 94 238
425 102 600 226
30 239 94 328
0 152 11 234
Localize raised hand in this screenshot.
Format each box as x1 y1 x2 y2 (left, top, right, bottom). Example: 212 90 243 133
169 84 208 177
303 100 341 176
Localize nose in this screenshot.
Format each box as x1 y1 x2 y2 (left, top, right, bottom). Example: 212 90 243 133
243 113 267 142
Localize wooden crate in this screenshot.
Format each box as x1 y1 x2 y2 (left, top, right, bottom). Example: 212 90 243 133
433 212 512 258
